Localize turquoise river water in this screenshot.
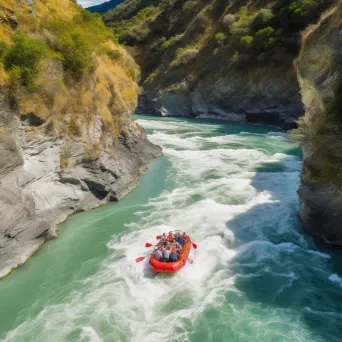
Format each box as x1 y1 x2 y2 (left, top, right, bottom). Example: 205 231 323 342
1 115 342 342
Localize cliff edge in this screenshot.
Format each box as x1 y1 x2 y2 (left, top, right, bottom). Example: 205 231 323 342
0 0 161 278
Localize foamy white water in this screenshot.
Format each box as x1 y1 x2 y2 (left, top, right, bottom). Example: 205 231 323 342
2 115 342 342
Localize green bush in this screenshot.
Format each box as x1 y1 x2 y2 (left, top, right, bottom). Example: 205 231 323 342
128 68 140 81
289 0 318 17
161 36 177 49
240 35 254 47
215 32 225 43
175 48 185 59
108 49 122 61
230 6 252 36
60 33 92 80
252 9 274 30
230 51 239 63
4 33 47 89
254 26 276 50
0 41 8 61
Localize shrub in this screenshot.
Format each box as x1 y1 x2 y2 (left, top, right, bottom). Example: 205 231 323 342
175 48 198 64
60 33 92 80
4 33 47 89
128 68 140 81
222 14 235 28
289 0 318 17
254 26 276 49
108 49 122 61
240 35 254 47
8 66 21 89
161 35 177 49
215 32 225 43
252 9 274 30
230 51 239 63
230 6 252 36
0 41 8 61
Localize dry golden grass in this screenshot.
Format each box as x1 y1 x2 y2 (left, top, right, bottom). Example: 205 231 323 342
0 0 140 152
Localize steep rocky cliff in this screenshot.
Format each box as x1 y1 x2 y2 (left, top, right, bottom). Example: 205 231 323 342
106 0 332 128
296 1 342 245
0 0 161 277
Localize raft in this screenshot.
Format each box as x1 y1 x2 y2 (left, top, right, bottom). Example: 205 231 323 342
148 239 192 273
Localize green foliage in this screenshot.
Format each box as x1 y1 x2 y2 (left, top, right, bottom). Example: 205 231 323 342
175 48 185 59
289 0 318 17
4 33 47 89
230 51 239 63
215 32 225 43
230 6 252 36
108 49 122 61
254 26 276 49
8 66 21 89
60 33 92 80
0 41 8 61
128 68 140 80
109 5 159 44
240 35 254 47
252 8 274 30
161 35 177 49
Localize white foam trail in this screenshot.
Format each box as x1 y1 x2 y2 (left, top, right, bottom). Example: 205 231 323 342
80 327 102 342
329 274 342 285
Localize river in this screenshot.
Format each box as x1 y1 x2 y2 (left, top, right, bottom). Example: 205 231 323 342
1 115 342 342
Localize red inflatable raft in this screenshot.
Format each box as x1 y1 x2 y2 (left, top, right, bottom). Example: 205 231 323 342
149 239 192 273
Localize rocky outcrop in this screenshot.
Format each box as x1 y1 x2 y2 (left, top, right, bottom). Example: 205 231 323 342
0 100 161 278
0 0 162 278
296 2 342 244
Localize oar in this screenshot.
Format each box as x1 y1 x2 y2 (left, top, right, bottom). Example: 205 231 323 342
187 257 193 264
156 235 161 240
135 254 153 263
191 242 197 249
145 243 155 247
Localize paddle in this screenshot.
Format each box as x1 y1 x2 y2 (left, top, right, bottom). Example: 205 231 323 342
135 254 152 263
192 242 197 249
187 257 194 264
145 243 154 247
156 235 161 240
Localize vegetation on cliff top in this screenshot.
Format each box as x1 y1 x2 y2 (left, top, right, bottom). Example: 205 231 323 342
0 0 140 155
103 0 333 90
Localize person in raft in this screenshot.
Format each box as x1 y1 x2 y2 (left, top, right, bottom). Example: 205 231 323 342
176 232 184 247
163 245 171 262
169 246 178 262
155 246 163 261
160 233 169 246
167 231 174 239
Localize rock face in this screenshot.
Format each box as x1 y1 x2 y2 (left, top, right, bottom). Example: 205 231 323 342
0 100 161 278
106 0 332 128
0 0 162 278
296 2 342 244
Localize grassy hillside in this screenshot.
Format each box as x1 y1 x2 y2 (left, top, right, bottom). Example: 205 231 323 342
0 0 140 149
102 0 334 126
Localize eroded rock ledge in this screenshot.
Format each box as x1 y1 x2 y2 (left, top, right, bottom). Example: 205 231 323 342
0 100 161 278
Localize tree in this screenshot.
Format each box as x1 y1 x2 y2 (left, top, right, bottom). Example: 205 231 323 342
4 33 47 88
60 33 92 80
